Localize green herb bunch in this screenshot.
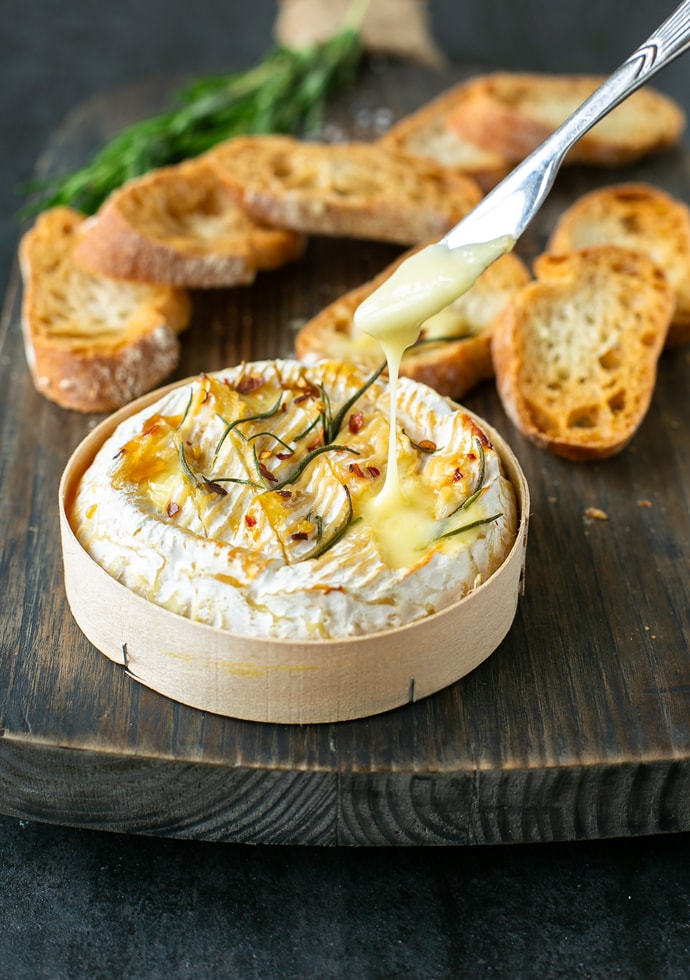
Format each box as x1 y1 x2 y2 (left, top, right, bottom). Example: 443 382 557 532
24 15 365 216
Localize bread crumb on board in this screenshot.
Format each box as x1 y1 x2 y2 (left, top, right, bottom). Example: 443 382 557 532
584 506 609 521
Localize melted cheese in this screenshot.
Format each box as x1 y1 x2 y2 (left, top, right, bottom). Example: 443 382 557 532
353 237 514 554
72 360 517 641
353 238 514 344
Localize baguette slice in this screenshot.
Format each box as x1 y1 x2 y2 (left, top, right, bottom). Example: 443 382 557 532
547 182 690 347
445 73 685 167
19 207 192 413
295 248 531 400
491 246 674 460
379 79 511 192
73 156 306 288
208 135 483 245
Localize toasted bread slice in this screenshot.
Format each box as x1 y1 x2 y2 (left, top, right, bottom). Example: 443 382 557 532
295 248 531 400
379 79 511 192
445 73 685 167
491 246 674 461
208 135 483 245
19 207 192 413
547 182 690 347
73 156 306 288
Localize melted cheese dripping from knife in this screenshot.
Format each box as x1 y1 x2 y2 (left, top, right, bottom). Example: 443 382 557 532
353 237 513 566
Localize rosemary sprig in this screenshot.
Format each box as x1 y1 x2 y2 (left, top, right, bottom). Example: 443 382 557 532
271 444 359 492
317 383 334 442
300 486 361 561
215 392 284 456
246 431 295 456
178 442 201 488
176 387 194 430
435 513 502 542
23 19 365 215
253 444 278 488
403 429 440 454
322 362 386 444
446 438 486 518
413 331 472 348
432 439 495 542
180 442 254 495
293 414 322 443
206 476 265 490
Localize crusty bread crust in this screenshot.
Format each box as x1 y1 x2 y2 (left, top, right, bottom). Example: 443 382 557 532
19 207 192 413
491 246 674 461
208 135 483 245
295 248 531 400
73 157 306 288
379 79 510 192
548 182 690 347
445 73 685 167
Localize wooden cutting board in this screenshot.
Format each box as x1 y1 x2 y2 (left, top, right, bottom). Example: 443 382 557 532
1 62 689 846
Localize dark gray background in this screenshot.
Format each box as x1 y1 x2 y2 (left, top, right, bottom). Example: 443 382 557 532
2 1 690 977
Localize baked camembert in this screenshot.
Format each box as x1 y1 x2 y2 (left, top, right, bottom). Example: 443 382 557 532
71 359 517 641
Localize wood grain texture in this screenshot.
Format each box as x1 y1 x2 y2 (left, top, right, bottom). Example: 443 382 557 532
1 63 689 844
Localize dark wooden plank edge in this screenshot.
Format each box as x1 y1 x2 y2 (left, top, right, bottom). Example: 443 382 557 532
2 738 688 845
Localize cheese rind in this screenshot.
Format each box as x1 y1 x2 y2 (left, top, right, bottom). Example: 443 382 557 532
71 360 517 640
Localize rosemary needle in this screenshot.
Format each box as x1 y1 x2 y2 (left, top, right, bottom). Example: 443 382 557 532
22 20 365 216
